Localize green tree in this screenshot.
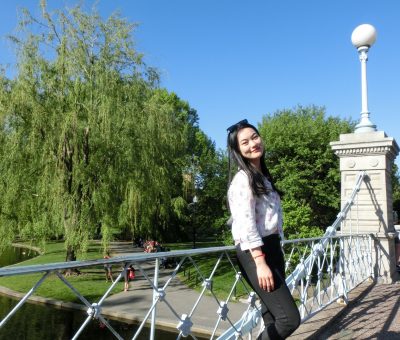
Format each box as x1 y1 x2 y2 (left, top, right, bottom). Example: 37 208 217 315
392 163 400 223
0 2 193 258
189 133 229 244
171 106 230 245
258 105 355 238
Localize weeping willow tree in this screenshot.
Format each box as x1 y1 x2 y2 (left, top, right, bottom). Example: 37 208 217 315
0 1 192 260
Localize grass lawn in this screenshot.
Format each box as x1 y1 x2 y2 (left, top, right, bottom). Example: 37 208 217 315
177 253 251 301
164 241 251 301
0 241 124 303
0 240 250 304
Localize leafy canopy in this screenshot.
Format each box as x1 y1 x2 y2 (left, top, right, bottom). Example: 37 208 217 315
0 2 198 256
259 105 355 238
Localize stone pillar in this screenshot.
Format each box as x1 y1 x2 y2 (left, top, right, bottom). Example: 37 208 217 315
331 131 399 283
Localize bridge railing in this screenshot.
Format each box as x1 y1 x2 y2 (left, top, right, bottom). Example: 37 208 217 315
0 233 374 340
0 171 374 339
282 233 373 321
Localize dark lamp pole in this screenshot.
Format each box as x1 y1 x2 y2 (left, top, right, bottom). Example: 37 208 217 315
190 196 198 249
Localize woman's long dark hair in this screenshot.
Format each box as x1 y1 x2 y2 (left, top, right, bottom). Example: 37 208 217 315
227 120 279 196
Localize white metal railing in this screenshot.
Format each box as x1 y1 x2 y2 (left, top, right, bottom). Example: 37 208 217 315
0 171 374 339
282 233 373 321
0 234 373 339
285 171 366 291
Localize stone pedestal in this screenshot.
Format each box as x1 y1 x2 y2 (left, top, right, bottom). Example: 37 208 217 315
331 131 399 283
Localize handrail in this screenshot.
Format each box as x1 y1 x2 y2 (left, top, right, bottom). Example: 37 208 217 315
0 233 373 339
0 172 373 339
0 245 235 277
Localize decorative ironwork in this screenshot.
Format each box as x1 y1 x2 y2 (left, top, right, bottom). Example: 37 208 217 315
0 172 374 339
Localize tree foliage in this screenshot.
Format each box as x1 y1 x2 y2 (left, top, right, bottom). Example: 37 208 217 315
258 105 355 238
0 2 207 257
3 4 393 254
392 163 400 223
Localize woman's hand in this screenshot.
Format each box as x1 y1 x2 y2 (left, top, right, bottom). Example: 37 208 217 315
255 259 274 292
250 247 274 292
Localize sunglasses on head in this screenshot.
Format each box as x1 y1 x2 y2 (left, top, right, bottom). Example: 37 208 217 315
226 119 248 133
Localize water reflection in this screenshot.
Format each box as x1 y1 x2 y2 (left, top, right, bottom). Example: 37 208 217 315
0 247 207 339
0 295 184 339
0 246 37 267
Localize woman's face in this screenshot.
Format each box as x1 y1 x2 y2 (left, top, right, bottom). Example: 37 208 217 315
237 127 264 165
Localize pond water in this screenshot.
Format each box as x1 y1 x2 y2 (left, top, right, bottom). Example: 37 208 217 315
0 245 37 267
0 246 203 339
0 295 184 339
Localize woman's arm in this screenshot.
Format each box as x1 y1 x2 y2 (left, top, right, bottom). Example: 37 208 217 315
249 246 275 292
228 172 263 250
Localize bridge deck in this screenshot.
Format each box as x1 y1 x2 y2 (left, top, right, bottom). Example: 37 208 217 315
289 279 400 339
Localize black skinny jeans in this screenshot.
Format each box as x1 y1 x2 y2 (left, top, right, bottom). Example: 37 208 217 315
236 234 300 340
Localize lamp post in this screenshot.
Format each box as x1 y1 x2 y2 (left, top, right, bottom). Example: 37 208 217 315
351 24 377 133
189 195 198 249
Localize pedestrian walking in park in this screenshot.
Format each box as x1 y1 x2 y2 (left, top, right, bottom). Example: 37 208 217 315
103 253 113 283
226 119 300 339
124 264 135 292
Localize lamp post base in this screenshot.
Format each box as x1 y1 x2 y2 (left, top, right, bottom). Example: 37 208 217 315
355 122 377 133
355 112 376 133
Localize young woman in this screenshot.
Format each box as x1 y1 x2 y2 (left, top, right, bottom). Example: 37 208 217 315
227 119 300 339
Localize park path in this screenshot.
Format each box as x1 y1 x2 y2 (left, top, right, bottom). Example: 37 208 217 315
102 241 249 338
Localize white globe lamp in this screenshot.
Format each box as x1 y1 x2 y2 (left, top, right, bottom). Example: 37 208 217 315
351 24 377 48
351 24 377 133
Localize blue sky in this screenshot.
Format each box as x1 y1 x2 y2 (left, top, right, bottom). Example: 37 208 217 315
1 1 399 165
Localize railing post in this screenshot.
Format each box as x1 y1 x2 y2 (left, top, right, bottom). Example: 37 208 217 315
317 256 321 306
338 237 348 304
150 258 159 340
369 234 374 279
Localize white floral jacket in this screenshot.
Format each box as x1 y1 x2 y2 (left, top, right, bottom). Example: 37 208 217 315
228 170 284 251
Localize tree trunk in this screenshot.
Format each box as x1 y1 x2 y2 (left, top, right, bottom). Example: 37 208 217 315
64 245 80 276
